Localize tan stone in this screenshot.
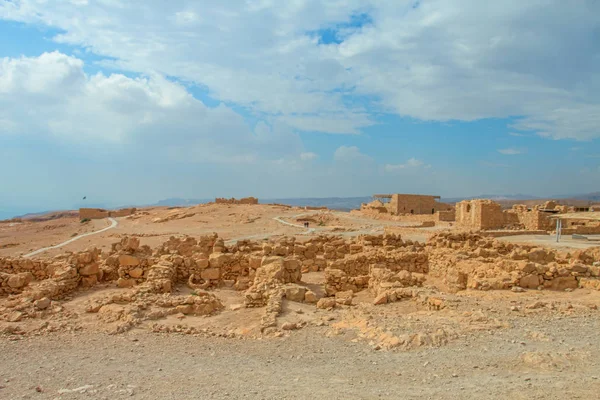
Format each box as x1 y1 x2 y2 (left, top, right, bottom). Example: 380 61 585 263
519 274 541 289
7 311 23 322
34 297 51 310
304 290 318 303
281 322 298 330
373 292 389 305
316 298 336 309
117 278 136 288
129 268 144 279
118 255 140 267
284 285 306 302
7 274 28 289
79 263 99 276
200 268 220 281
335 290 354 306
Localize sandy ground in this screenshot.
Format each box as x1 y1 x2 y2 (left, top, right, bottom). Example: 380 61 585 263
1 299 599 399
0 205 447 258
498 234 600 250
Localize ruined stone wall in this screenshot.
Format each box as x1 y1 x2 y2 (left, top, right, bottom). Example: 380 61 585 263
79 208 136 220
456 200 505 230
79 208 110 220
437 210 456 222
516 210 553 230
389 194 442 215
426 232 600 292
110 208 137 217
215 197 259 205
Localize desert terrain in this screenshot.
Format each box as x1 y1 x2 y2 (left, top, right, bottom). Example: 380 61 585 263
1 201 600 399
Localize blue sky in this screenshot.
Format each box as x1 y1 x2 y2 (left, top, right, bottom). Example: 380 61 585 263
1 0 599 217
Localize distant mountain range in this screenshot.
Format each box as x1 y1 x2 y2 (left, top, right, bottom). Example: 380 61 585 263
2 192 599 220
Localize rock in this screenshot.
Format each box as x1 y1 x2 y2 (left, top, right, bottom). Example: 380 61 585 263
7 311 23 322
129 268 144 279
335 290 353 306
118 255 140 267
281 322 298 331
34 297 51 310
304 290 318 303
79 263 99 276
208 253 230 269
316 298 336 309
511 286 526 293
176 305 193 315
373 293 389 305
284 285 307 303
7 273 32 289
200 268 220 281
519 274 541 289
526 301 546 310
117 278 136 288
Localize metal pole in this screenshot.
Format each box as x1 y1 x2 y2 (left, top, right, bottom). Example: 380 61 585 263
556 219 560 242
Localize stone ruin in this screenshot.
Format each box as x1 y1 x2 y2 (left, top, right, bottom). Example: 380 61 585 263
1 230 599 334
79 207 136 220
215 197 259 205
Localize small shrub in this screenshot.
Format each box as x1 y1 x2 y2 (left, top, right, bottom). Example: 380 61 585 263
80 218 91 224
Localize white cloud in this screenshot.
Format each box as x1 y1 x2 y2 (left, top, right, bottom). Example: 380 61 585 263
333 145 372 163
384 157 426 172
498 148 526 155
2 0 599 139
508 132 527 137
0 52 303 163
300 152 318 161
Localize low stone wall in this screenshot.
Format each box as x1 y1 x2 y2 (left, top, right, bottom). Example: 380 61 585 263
79 208 110 220
215 197 259 205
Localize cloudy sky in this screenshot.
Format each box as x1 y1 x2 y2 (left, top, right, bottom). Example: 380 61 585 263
1 0 599 215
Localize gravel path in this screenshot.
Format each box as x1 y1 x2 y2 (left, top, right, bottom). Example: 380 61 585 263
23 218 118 258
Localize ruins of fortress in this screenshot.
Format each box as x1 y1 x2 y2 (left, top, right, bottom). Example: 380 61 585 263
215 197 259 205
361 194 453 215
79 207 136 220
357 193 600 236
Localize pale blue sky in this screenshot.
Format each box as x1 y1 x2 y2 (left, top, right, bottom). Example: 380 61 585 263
1 1 599 217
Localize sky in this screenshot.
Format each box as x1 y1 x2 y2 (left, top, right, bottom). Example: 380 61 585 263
1 0 599 216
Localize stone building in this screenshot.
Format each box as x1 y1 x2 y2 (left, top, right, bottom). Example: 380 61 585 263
363 194 452 215
79 207 136 220
456 199 556 231
455 199 505 230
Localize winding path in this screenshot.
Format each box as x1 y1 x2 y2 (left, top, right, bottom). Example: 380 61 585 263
24 217 118 258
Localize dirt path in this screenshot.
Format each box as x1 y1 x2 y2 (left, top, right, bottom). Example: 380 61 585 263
23 218 118 258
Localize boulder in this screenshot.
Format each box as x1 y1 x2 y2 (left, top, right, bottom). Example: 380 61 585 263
79 263 99 276
316 298 336 309
118 255 140 267
284 285 307 303
117 278 136 288
200 268 220 281
281 322 298 331
7 273 30 289
373 292 389 305
34 297 51 310
519 274 541 289
304 290 318 303
129 268 144 279
335 290 354 306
